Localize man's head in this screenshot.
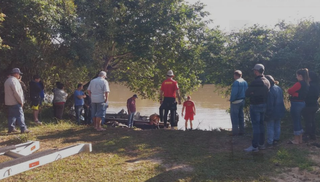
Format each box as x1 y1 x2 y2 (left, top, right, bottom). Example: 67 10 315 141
132 94 138 100
57 83 64 90
77 83 83 90
11 68 23 78
252 64 265 76
234 70 242 80
166 70 174 77
98 71 107 78
187 95 191 100
33 75 41 82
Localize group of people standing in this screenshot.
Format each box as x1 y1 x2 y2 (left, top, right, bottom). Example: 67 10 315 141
73 71 110 131
230 64 320 152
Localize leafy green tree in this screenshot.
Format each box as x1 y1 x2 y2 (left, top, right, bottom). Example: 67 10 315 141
70 0 215 99
0 12 9 50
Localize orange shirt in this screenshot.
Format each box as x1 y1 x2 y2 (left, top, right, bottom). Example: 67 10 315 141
161 78 179 98
183 101 195 115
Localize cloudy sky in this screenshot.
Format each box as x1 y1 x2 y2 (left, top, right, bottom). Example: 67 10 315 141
186 0 320 32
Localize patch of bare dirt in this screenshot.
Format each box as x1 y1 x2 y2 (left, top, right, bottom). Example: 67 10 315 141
125 158 194 172
270 167 320 182
272 145 320 182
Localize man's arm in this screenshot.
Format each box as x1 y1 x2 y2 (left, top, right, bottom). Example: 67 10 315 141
159 90 164 104
176 90 181 104
104 92 109 103
230 81 238 102
181 104 185 116
12 80 23 106
193 102 196 115
88 90 91 98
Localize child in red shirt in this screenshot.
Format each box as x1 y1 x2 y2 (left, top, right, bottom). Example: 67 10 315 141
181 96 196 130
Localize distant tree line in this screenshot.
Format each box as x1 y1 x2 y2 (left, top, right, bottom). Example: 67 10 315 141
1 0 320 101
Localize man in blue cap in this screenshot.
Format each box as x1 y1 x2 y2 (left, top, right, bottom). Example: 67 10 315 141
4 68 30 133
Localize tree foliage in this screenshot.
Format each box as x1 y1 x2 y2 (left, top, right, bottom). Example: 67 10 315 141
69 0 216 99
0 0 87 95
205 21 320 94
2 0 320 104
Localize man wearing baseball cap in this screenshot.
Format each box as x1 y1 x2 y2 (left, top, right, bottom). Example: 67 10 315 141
159 70 181 129
127 94 138 128
244 64 270 152
4 68 30 133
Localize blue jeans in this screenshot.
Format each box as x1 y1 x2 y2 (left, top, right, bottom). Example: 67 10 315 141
250 104 266 148
8 104 27 132
230 100 245 135
266 119 281 144
75 105 83 125
290 101 305 135
128 112 135 128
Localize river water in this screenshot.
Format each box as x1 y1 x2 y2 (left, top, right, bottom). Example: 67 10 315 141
107 83 231 130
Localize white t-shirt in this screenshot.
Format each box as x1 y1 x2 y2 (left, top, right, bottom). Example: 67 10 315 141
87 77 110 103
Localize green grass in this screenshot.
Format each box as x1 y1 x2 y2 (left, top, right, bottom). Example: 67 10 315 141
0 108 318 182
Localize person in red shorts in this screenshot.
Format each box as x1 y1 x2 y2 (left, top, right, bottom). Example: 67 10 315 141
182 96 196 130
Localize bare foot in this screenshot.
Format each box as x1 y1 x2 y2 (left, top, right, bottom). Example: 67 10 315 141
96 128 106 131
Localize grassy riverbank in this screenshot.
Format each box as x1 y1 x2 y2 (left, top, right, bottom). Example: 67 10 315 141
0 108 320 182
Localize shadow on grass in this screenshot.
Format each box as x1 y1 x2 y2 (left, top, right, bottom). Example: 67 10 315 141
0 107 318 181
32 125 284 181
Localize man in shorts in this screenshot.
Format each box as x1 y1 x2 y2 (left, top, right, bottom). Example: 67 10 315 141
87 71 110 131
29 75 43 125
182 96 196 130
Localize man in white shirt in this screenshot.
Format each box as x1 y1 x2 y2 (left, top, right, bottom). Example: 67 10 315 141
87 71 110 131
4 68 30 133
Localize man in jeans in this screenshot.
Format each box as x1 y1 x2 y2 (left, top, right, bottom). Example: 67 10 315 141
74 83 86 125
4 68 30 133
229 70 248 136
127 94 138 128
244 64 270 152
87 71 110 131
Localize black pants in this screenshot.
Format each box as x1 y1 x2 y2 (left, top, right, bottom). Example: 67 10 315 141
54 103 65 119
159 97 177 127
302 106 318 138
84 105 91 125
